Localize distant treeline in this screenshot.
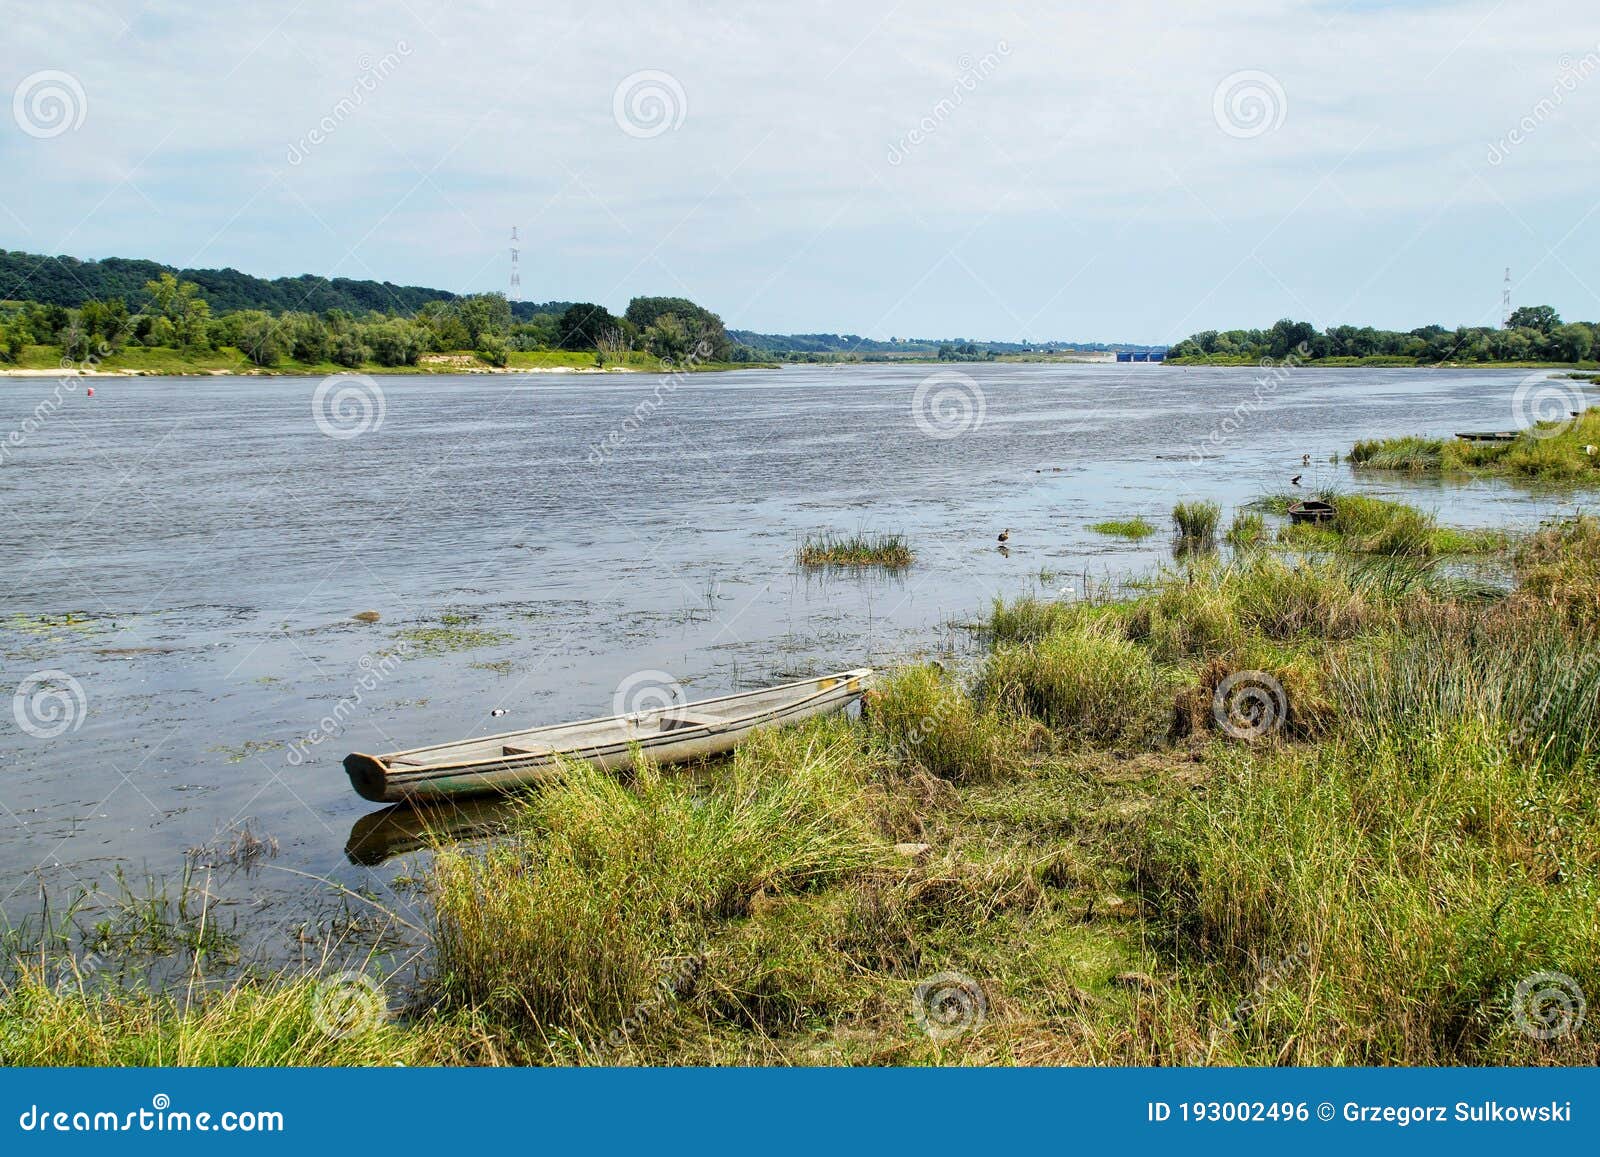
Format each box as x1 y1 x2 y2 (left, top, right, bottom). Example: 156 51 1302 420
0 277 745 370
730 330 1160 360
1168 308 1598 364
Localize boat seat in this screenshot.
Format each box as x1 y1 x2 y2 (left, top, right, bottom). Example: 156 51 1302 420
656 714 717 732
502 743 555 757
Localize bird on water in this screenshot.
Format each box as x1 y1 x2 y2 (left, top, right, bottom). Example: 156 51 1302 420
1290 475 1303 486
997 528 1010 543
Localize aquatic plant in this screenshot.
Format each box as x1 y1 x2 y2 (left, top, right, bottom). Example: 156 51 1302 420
796 532 914 569
1089 518 1157 540
1170 501 1220 546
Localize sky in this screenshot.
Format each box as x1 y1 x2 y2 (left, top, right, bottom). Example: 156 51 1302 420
3 0 1600 343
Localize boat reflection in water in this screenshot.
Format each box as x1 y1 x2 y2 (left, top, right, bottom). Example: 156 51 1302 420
344 796 523 866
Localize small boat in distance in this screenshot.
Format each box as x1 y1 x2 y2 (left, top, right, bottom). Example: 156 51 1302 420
1287 499 1335 525
343 669 874 804
1453 430 1520 442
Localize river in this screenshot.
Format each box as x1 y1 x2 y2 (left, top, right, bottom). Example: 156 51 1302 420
0 361 1584 972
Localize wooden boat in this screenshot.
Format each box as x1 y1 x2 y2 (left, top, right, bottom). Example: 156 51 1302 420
1287 499 1335 525
343 668 874 803
1453 430 1520 442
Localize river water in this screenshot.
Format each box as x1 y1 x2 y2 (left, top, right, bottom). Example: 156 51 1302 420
0 362 1586 969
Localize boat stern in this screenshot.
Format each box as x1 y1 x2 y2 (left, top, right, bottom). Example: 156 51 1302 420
344 752 393 803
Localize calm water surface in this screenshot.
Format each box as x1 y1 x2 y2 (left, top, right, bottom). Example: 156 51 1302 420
0 362 1584 968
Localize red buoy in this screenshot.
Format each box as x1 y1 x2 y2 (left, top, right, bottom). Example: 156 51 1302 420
86 387 94 397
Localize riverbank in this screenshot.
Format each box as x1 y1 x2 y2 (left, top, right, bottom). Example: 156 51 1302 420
1350 409 1600 482
7 498 1596 1067
0 345 775 377
1165 353 1600 369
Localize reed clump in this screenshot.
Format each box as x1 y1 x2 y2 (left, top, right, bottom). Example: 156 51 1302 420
797 532 913 568
1353 410 1600 481
1171 501 1221 547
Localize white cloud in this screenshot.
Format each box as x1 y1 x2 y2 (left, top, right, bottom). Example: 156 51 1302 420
3 0 1599 337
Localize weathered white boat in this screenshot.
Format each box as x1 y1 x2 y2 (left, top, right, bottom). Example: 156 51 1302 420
343 668 874 803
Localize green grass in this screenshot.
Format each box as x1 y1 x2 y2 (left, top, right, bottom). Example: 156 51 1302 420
1171 501 1221 547
797 532 913 569
1089 518 1157 540
1225 511 1268 547
0 970 452 1066
1273 494 1511 558
13 512 1600 1067
1352 410 1600 483
1348 435 1443 471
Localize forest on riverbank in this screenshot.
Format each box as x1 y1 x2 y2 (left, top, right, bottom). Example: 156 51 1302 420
0 250 762 374
1167 309 1600 367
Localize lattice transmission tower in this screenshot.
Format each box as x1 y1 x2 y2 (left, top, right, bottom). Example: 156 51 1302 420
1501 266 1512 327
509 226 521 302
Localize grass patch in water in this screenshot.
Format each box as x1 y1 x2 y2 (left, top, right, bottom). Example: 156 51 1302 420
1171 501 1220 547
1352 410 1600 482
1089 518 1157 540
797 532 913 569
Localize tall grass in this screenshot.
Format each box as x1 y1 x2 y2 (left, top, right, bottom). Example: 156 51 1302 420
0 969 449 1066
1355 411 1600 481
1138 721 1600 1063
431 731 887 1038
797 532 913 568
983 625 1166 746
14 511 1600 1069
1225 511 1267 548
867 664 1037 780
1171 501 1221 547
1349 435 1442 470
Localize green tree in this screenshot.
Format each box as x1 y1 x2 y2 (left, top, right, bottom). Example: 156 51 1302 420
1267 318 1317 359
455 293 512 347
557 303 623 351
1550 322 1594 363
642 313 691 360
363 319 425 366
227 310 285 367
1507 304 1561 333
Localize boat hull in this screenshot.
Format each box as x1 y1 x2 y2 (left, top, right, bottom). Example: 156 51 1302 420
343 669 872 803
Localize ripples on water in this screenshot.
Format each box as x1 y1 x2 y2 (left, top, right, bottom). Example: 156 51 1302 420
0 362 1579 964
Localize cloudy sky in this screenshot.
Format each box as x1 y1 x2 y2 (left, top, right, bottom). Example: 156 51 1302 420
4 0 1599 342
